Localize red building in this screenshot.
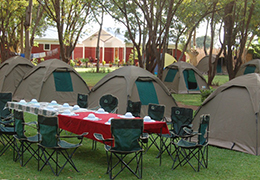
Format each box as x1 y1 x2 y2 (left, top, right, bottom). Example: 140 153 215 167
31 29 185 64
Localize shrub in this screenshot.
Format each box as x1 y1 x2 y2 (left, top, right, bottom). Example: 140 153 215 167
70 59 75 67
200 87 215 102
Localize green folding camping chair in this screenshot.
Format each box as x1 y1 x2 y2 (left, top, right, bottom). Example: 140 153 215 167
126 100 141 117
144 103 165 156
77 93 88 108
158 107 194 159
0 92 14 126
172 114 210 172
91 94 118 150
94 119 144 179
99 94 118 113
0 123 16 157
37 115 88 176
13 110 41 166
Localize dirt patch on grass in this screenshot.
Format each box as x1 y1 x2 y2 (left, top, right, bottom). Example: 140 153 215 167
176 102 200 111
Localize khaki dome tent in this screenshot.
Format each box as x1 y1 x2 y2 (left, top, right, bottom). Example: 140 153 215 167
235 59 260 77
0 56 34 94
13 59 90 105
192 73 260 155
162 61 209 94
196 55 226 74
88 66 177 118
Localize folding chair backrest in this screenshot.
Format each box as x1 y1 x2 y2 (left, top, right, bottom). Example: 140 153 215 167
148 103 165 121
38 115 59 147
99 94 118 113
0 92 12 119
126 100 141 117
77 93 88 108
14 110 26 139
171 107 193 136
111 119 143 152
198 114 210 145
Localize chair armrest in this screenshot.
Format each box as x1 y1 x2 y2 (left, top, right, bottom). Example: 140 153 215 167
0 119 14 125
58 132 89 139
183 127 201 137
94 133 113 142
25 121 37 125
24 121 38 129
169 130 179 138
177 124 193 134
1 114 13 121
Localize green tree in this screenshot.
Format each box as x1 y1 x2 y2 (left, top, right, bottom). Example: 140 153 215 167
99 0 184 79
222 0 257 79
194 36 211 49
38 0 91 63
0 0 27 62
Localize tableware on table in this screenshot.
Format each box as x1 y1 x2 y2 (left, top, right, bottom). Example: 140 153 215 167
63 103 70 108
144 116 155 122
30 99 38 103
19 99 26 104
95 108 109 114
105 117 114 125
49 100 58 106
44 105 57 112
61 109 78 116
118 112 135 119
33 102 41 108
83 113 101 121
72 105 80 110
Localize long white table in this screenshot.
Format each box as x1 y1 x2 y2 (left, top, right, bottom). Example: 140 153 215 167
6 101 90 116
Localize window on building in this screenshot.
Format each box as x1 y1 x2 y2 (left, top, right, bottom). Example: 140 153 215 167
44 44 50 51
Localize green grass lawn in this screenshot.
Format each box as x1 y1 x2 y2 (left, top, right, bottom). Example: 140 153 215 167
2 71 256 179
1 121 260 180
79 72 108 87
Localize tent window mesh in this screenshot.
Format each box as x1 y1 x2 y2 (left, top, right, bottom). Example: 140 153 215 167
164 69 177 82
244 65 256 75
53 71 73 92
183 70 199 90
135 81 158 105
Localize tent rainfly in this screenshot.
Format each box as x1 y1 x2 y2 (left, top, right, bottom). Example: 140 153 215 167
88 66 178 118
196 55 226 74
13 59 90 105
235 59 260 77
0 56 34 94
162 61 209 94
192 73 260 155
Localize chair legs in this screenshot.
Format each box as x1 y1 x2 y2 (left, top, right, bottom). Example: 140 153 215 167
172 145 208 172
38 146 80 176
0 133 15 156
156 135 176 161
13 139 39 166
144 134 161 154
107 151 143 179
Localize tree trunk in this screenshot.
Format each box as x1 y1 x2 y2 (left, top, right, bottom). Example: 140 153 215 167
223 1 235 80
208 1 216 85
203 19 209 56
20 19 24 54
24 0 33 60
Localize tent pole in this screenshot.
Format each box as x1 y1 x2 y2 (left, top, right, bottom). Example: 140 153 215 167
256 113 258 156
